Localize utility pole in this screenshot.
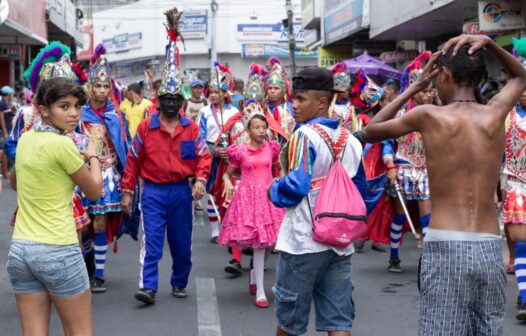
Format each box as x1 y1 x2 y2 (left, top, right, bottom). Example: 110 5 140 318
285 0 296 76
210 0 218 73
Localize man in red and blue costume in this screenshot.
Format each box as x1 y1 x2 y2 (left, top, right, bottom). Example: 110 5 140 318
121 7 212 305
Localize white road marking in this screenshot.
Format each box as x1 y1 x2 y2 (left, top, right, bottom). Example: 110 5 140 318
196 277 222 336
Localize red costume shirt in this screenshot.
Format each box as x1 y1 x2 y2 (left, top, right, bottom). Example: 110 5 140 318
122 113 211 192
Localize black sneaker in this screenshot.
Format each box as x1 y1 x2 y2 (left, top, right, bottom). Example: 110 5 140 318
224 259 243 275
172 286 188 298
354 240 365 252
388 259 402 273
517 301 526 321
371 244 386 253
91 277 107 293
210 236 218 244
135 289 155 305
85 253 95 280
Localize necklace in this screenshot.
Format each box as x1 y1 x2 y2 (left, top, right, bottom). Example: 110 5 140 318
450 99 476 103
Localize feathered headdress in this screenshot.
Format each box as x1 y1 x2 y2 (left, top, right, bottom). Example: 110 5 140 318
350 68 383 111
331 62 350 93
400 50 431 94
72 63 88 85
89 54 112 85
244 63 268 104
242 63 267 128
90 43 107 66
513 37 526 68
211 61 234 92
268 57 291 102
24 41 76 91
158 7 186 97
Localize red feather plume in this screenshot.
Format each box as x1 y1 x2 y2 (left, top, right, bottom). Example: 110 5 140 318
72 63 88 85
332 62 348 74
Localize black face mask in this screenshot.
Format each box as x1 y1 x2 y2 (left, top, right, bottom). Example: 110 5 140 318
159 95 184 118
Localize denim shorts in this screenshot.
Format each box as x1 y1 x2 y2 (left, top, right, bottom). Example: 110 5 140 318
273 250 355 335
6 241 89 297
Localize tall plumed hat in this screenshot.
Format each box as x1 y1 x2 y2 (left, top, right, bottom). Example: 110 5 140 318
89 47 112 85
513 37 526 68
350 69 383 111
244 63 268 104
24 41 78 91
158 7 186 97
331 62 350 93
242 63 268 128
400 51 431 93
211 61 234 92
267 57 291 101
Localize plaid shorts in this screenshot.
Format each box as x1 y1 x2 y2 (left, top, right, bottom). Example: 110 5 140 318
419 240 506 336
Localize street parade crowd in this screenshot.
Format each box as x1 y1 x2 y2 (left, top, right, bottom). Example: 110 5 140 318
2 6 526 336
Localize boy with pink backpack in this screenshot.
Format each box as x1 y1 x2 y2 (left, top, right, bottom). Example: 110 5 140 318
268 67 364 336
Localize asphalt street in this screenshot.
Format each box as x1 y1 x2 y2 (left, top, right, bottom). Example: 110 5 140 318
0 179 525 335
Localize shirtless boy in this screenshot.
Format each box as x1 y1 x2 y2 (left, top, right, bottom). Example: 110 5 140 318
361 34 526 335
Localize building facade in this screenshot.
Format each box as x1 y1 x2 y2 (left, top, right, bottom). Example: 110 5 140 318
91 0 318 85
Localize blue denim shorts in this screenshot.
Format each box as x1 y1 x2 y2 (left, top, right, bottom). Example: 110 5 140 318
6 241 89 297
273 250 355 335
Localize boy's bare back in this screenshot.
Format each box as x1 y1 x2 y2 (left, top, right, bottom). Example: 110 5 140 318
418 102 505 234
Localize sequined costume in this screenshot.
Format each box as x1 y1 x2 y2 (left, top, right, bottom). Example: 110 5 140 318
502 106 526 224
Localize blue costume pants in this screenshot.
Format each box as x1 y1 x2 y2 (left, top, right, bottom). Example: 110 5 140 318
139 180 193 292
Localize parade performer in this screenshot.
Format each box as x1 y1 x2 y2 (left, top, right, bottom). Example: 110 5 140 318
218 100 285 308
79 48 130 293
383 51 433 273
265 57 295 144
347 69 394 253
199 61 239 244
5 42 91 236
121 7 211 304
501 37 526 320
269 67 363 335
330 62 354 129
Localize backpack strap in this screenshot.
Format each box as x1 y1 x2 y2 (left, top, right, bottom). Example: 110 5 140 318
308 124 350 162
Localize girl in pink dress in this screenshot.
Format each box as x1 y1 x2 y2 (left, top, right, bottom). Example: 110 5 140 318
218 103 285 308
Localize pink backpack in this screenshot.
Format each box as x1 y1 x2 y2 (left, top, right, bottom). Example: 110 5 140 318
307 124 368 249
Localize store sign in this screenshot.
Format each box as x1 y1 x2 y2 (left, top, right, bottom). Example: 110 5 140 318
324 0 367 45
237 23 305 43
0 45 22 60
180 10 207 39
242 44 317 58
463 21 517 35
478 0 524 32
380 50 418 63
103 32 142 53
318 47 353 68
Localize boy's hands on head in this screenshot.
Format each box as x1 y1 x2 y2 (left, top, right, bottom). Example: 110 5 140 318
441 34 492 56
412 52 440 93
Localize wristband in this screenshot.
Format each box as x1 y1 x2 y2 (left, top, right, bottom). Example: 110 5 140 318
88 155 100 163
195 178 207 186
353 131 365 145
122 189 134 197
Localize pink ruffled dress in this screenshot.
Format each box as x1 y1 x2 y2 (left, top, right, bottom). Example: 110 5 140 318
218 141 285 248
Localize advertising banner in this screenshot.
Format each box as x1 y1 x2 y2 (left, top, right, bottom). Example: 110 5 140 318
242 44 317 58
180 10 207 39
478 0 524 32
237 22 305 44
103 32 143 54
